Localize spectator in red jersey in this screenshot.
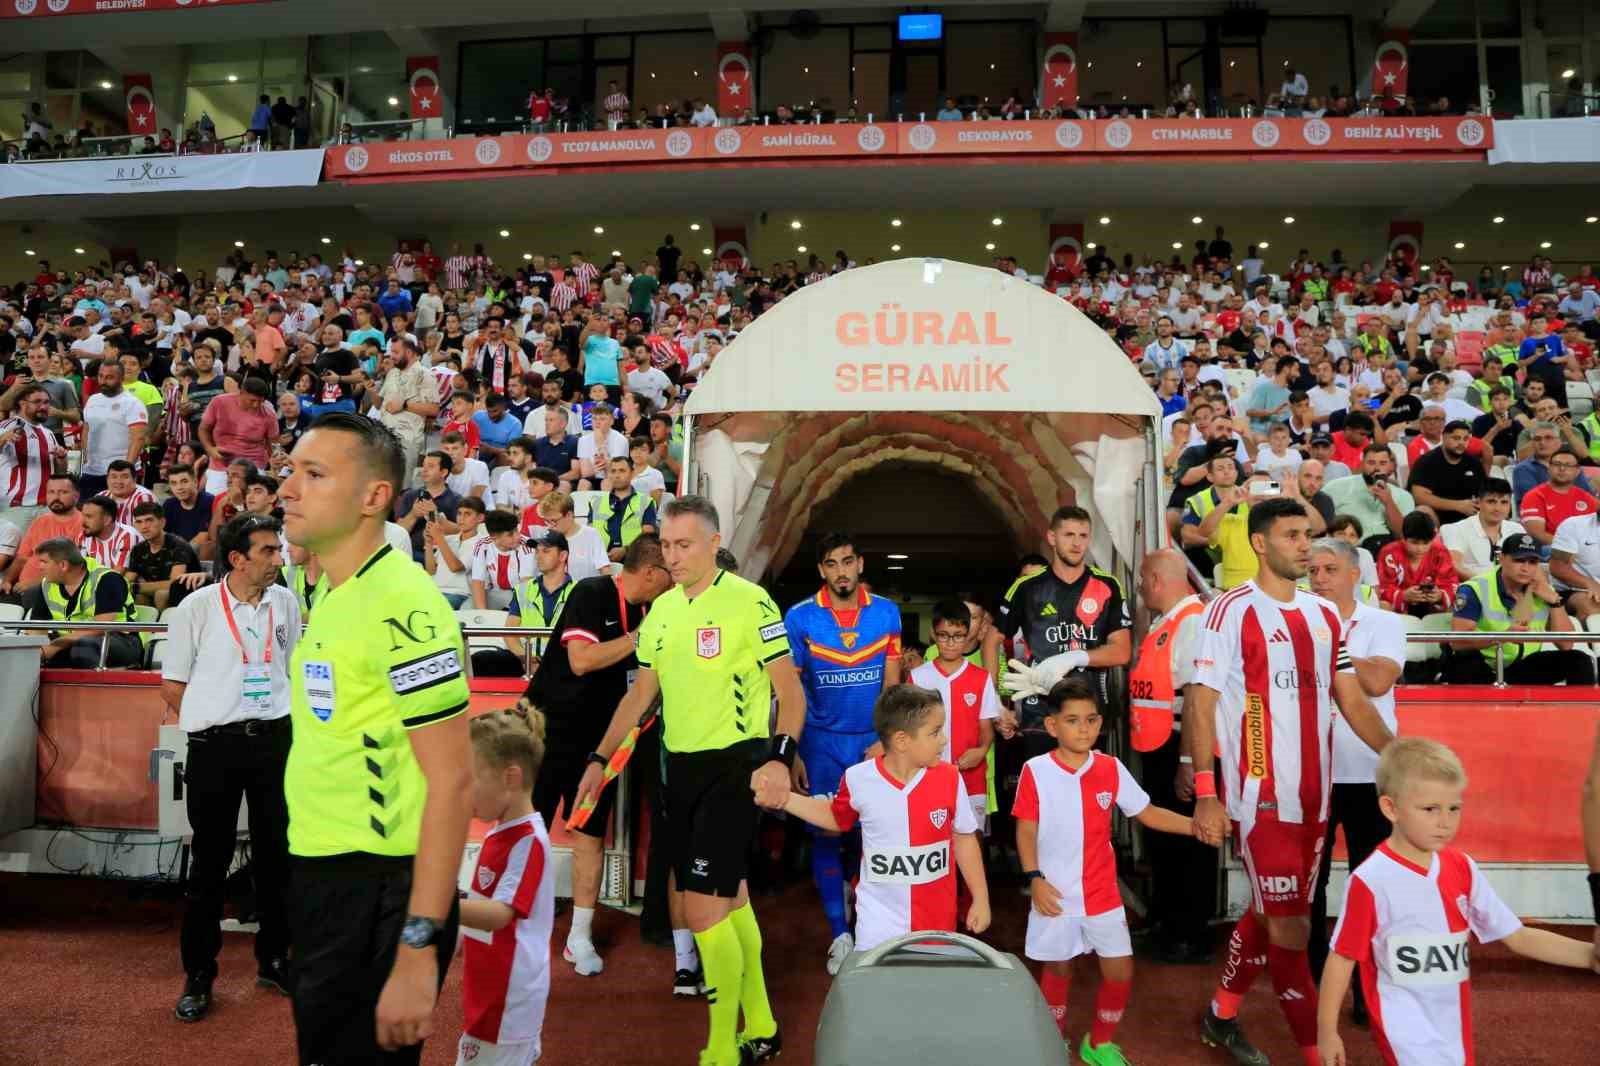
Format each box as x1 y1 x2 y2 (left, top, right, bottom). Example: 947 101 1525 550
1519 447 1600 547
528 88 554 131
1377 510 1457 616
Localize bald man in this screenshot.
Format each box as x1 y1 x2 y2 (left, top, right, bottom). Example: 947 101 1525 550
1130 549 1219 963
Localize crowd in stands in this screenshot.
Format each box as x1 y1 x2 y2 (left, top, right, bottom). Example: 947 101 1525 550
1098 226 1600 683
3 224 1598 681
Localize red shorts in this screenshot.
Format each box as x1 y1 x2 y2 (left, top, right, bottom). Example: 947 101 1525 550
1233 811 1326 917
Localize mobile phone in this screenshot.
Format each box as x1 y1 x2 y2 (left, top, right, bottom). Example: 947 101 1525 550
1250 480 1281 497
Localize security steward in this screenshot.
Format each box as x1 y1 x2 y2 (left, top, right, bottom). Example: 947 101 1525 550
576 496 805 1066
503 530 576 668
523 530 672 976
277 413 472 1064
1448 532 1595 685
160 513 300 1022
28 537 142 668
1127 547 1216 965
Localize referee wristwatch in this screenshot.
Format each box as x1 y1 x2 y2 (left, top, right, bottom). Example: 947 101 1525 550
399 915 446 950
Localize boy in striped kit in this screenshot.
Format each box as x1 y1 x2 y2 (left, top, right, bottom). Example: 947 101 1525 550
1015 676 1213 1065
1317 738 1597 1065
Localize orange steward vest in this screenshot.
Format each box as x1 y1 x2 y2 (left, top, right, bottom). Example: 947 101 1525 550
1128 594 1206 752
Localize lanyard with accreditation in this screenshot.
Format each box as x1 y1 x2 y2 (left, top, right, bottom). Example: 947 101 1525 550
567 576 654 831
220 584 276 717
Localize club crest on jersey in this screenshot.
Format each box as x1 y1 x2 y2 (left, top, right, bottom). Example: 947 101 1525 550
963 691 977 707
1313 626 1331 643
929 808 948 830
697 627 721 659
840 631 858 649
477 866 494 890
1096 791 1112 810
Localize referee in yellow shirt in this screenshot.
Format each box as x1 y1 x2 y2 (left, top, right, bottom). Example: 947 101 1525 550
277 412 472 1064
577 495 806 1066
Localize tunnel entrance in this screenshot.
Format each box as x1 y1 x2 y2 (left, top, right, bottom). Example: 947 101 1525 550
769 463 1024 640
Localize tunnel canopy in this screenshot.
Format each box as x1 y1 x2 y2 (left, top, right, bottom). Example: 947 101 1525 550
682 258 1163 580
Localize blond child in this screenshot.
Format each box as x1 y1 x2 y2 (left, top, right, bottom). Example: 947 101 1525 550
457 702 555 1066
1318 736 1598 1066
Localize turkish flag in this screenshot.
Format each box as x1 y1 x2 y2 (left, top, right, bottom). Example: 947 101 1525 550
407 56 441 119
1372 33 1409 104
123 74 155 136
1387 220 1424 270
1040 33 1078 110
712 225 750 274
1045 222 1084 288
716 42 752 118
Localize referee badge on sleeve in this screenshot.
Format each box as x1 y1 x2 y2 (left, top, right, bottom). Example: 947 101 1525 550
697 627 722 659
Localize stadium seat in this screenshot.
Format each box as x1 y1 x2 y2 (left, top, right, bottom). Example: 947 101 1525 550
1568 380 1594 419
1408 612 1453 662
146 638 166 670
571 490 602 522
1388 441 1409 487
133 605 159 625
0 601 23 634
457 608 510 654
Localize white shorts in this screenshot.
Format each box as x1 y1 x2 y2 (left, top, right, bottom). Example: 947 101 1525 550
1025 906 1132 963
456 1034 539 1066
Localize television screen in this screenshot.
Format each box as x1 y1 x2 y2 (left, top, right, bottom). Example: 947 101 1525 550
898 14 943 41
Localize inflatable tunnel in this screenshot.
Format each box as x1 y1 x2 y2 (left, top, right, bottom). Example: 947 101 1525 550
680 259 1167 583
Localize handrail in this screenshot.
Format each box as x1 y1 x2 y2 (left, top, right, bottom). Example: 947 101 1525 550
6 619 553 672
1536 89 1600 119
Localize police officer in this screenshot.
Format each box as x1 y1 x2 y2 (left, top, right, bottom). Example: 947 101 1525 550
1127 548 1216 964
1447 532 1595 684
28 537 141 667
161 513 300 1022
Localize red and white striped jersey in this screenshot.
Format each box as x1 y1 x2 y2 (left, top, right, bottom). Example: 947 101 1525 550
462 812 553 1052
471 540 535 592
1330 844 1520 1066
108 485 156 528
909 659 1000 799
1012 751 1149 916
549 281 577 312
830 759 978 951
571 261 598 295
79 523 139 569
1193 581 1353 825
0 419 58 506
444 255 472 291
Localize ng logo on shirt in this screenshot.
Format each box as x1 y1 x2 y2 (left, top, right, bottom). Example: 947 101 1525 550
1387 932 1470 986
865 841 949 884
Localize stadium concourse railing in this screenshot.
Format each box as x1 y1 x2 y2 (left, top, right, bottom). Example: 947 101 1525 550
6 620 550 675
10 621 1600 688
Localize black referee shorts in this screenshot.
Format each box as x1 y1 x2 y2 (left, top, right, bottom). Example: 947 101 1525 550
287 853 459 1066
664 738 767 898
534 738 615 840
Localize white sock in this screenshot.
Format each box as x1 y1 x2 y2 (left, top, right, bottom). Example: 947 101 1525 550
568 906 595 945
673 928 699 971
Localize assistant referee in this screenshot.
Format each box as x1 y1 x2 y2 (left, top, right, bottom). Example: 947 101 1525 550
277 412 473 1065
577 495 805 1066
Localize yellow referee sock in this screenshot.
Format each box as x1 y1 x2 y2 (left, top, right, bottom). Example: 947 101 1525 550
694 917 744 1066
729 902 777 1039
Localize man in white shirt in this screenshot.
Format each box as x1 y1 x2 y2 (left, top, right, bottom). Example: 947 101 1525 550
575 403 629 488
1305 534 1403 1020
690 98 718 127
1279 66 1310 102
1306 361 1350 426
440 431 492 506
491 436 536 514
161 513 300 1022
1549 504 1600 621
624 346 674 411
80 361 149 498
1441 478 1524 581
